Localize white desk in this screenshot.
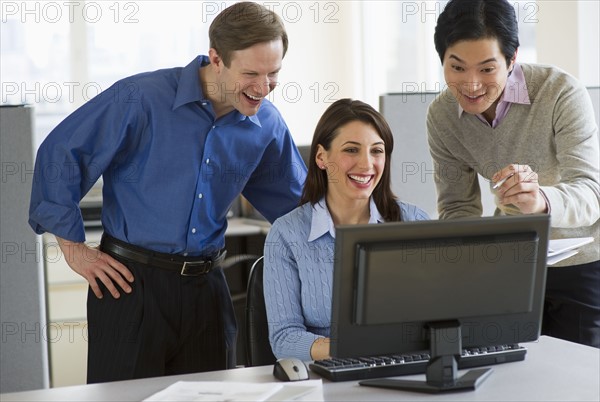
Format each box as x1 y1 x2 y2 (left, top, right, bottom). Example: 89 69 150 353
2 336 598 401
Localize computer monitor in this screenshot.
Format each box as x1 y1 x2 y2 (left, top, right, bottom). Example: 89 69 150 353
330 214 550 393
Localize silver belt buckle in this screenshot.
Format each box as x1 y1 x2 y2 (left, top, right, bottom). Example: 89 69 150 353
180 260 211 276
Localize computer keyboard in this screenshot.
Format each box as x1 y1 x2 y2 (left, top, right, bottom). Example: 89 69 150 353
309 344 526 382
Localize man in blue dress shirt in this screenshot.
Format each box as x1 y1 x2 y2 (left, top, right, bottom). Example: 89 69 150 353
29 2 306 383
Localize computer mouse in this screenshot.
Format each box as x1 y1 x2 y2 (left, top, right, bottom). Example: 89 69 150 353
273 358 310 381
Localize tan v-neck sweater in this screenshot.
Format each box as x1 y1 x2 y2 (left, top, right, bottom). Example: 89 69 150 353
427 63 599 266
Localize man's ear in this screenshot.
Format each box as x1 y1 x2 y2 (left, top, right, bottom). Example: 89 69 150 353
208 48 223 72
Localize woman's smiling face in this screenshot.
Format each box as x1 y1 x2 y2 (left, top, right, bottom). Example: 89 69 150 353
317 120 385 204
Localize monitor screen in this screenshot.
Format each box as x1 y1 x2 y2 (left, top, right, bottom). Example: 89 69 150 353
330 214 550 391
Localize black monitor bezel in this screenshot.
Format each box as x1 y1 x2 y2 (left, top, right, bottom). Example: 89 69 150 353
330 214 550 358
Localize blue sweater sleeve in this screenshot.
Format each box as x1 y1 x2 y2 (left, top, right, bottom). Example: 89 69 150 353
263 216 321 361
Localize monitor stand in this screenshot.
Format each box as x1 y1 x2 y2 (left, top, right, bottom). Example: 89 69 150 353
359 321 492 394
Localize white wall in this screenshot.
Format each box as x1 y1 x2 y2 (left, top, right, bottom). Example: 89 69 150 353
536 0 600 85
578 1 600 86
271 1 363 145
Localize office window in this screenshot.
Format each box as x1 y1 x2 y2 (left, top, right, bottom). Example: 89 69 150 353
0 0 545 145
1 10 71 147
86 1 211 90
1 1 217 146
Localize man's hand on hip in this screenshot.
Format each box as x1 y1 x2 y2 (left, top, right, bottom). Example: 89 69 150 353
56 236 134 299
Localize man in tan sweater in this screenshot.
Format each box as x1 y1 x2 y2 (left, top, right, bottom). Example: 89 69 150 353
428 0 599 347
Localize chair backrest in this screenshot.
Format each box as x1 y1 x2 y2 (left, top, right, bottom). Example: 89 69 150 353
245 256 277 367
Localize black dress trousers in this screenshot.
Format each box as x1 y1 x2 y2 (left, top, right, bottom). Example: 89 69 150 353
86 257 237 383
542 259 600 349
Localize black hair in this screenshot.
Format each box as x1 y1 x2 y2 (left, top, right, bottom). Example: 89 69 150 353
434 0 520 67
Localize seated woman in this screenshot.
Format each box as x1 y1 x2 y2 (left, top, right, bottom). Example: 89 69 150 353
263 98 429 361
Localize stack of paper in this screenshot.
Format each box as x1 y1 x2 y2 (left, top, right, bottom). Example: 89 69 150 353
143 380 324 402
547 237 594 265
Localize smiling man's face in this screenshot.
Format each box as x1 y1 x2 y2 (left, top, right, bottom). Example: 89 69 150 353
443 37 515 121
209 39 283 118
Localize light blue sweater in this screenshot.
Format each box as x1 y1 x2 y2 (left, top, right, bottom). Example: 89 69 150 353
263 198 429 361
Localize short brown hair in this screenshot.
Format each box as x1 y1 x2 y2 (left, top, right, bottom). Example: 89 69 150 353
300 99 402 222
209 2 289 67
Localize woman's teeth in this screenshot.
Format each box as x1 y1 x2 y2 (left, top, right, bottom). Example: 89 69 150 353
349 175 371 184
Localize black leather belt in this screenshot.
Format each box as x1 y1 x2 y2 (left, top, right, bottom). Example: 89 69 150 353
100 234 226 276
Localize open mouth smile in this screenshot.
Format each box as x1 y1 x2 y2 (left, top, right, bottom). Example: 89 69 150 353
462 92 487 103
243 92 263 102
349 174 373 185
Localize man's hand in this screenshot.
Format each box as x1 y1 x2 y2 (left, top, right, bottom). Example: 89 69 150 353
56 237 134 299
492 164 548 214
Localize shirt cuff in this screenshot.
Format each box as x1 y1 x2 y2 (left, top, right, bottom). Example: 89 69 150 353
539 188 551 215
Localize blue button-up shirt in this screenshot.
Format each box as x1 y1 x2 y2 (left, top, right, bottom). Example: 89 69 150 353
29 56 307 255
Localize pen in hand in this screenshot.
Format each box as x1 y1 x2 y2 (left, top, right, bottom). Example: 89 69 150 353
492 173 515 189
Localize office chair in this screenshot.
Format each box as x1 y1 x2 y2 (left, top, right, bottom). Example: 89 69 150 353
220 253 261 368
245 256 277 366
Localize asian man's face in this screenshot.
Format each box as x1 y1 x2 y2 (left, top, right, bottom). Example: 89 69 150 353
443 38 515 120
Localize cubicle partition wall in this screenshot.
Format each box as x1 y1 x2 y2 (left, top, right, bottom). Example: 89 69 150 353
0 105 50 392
381 93 435 218
379 93 494 219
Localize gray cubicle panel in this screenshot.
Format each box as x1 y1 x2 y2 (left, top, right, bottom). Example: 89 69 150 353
380 93 495 219
380 88 600 219
0 106 49 392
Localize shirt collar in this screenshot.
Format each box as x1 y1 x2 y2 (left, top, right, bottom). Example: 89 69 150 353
501 63 531 105
308 197 384 241
458 63 531 118
172 55 261 127
172 55 209 110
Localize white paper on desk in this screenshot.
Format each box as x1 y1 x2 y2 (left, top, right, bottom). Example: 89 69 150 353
548 237 594 257
547 249 579 266
143 380 323 402
546 237 594 266
265 380 323 401
143 381 281 402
